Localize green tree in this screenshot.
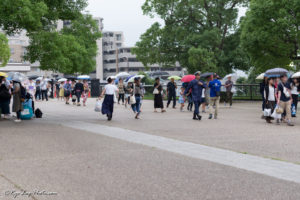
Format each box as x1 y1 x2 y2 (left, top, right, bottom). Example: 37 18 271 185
133 0 250 75
0 0 100 74
241 0 300 73
25 15 101 74
0 33 10 67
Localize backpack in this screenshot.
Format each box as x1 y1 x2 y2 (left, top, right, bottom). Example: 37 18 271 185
35 108 43 118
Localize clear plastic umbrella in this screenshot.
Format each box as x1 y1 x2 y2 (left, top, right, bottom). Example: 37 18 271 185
292 72 300 78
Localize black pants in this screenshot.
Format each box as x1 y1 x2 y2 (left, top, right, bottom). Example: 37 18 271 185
16 110 21 119
292 94 298 110
118 94 124 103
76 91 82 103
187 102 193 111
35 90 41 100
226 91 233 106
42 90 48 101
167 93 176 108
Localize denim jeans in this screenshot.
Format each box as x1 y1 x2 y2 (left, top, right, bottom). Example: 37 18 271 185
193 100 201 115
131 96 141 113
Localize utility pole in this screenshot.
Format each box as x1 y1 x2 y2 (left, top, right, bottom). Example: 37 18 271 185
116 48 119 73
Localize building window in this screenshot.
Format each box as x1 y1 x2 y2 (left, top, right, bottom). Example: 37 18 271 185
10 48 14 54
116 43 122 47
116 34 122 41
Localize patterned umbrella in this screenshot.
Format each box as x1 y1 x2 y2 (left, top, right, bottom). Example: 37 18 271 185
265 68 288 76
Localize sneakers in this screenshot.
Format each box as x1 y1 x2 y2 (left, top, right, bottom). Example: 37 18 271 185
14 119 21 123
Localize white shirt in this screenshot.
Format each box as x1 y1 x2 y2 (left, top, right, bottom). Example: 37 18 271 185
27 82 36 96
41 81 47 90
291 85 299 95
268 86 275 101
105 84 118 95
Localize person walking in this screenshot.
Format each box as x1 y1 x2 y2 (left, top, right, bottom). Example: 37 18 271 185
208 74 221 119
202 77 211 113
82 80 90 106
166 78 177 109
118 79 125 105
58 82 64 101
153 77 166 113
12 78 23 122
41 78 48 101
260 77 268 118
74 80 84 106
64 80 72 105
35 80 41 101
277 74 294 126
225 76 233 107
27 79 36 98
184 71 205 120
99 77 118 121
131 78 144 119
264 78 277 123
290 78 299 117
125 82 132 108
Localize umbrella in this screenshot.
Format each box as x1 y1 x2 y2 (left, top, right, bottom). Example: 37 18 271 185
292 72 300 79
58 78 67 82
116 72 130 78
125 75 135 82
224 74 234 79
77 75 90 80
9 72 27 83
167 76 181 80
265 68 288 76
256 73 265 80
127 75 145 83
181 75 195 83
0 72 8 77
200 72 214 78
28 75 39 80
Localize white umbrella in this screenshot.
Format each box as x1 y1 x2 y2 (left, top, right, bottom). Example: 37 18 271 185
127 75 145 83
36 77 43 81
77 75 90 80
292 72 300 78
256 73 265 80
116 72 130 78
58 78 67 82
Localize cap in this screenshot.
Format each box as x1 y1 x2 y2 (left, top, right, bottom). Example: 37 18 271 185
194 71 201 76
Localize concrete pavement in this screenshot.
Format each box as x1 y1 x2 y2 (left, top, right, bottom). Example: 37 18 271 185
0 99 300 199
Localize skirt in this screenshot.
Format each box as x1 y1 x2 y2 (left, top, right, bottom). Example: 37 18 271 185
154 94 164 108
101 95 114 115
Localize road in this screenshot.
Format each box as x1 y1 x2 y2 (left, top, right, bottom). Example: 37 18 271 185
0 99 300 200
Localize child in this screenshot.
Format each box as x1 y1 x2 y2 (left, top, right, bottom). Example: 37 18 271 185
179 87 185 112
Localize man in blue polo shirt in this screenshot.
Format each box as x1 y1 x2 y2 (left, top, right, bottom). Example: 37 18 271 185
209 74 221 119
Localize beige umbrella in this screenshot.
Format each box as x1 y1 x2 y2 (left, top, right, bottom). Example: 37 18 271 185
256 73 265 80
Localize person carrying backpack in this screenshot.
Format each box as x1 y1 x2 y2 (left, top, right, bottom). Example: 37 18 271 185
208 74 221 119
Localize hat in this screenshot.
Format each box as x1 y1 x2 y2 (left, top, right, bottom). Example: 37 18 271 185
194 71 201 76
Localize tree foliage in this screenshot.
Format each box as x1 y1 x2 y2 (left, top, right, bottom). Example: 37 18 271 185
133 0 250 75
26 15 101 74
0 0 100 74
0 33 10 67
241 0 300 73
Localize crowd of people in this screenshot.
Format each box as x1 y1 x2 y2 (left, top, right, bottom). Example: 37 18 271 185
0 74 90 122
260 74 299 126
98 72 224 121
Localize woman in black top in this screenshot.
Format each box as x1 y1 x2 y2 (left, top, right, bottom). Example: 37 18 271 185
153 77 166 113
74 80 84 106
264 78 276 123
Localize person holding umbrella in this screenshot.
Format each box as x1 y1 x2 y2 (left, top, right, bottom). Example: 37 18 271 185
166 78 177 109
184 71 205 120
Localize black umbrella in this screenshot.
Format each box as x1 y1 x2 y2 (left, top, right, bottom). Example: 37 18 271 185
200 72 214 78
265 68 288 76
28 75 39 80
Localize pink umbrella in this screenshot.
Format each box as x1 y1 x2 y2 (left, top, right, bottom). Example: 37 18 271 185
181 75 195 83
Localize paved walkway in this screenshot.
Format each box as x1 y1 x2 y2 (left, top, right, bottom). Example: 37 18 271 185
0 99 300 199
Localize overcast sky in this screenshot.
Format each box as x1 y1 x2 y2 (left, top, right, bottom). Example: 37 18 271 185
86 0 247 47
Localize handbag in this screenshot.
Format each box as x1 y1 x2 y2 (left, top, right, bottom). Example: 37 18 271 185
94 100 102 112
276 106 284 114
130 84 136 104
264 108 272 117
153 88 159 95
